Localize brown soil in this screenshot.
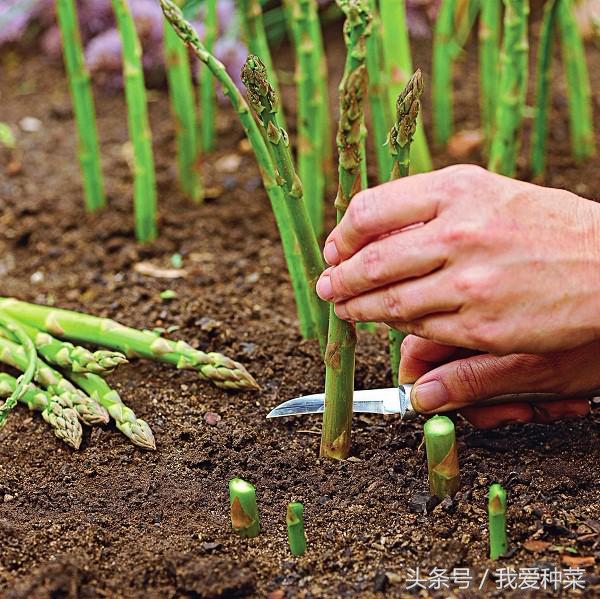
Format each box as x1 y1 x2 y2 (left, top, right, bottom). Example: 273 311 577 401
1 18 599 599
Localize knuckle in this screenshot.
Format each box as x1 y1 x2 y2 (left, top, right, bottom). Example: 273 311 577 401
361 244 386 285
436 164 488 201
454 269 495 303
347 189 377 237
441 221 482 247
382 287 407 320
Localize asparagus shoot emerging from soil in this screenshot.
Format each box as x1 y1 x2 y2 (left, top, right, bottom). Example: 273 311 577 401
0 298 258 391
531 0 559 177
378 0 432 173
56 0 106 213
488 0 529 177
365 0 392 182
68 371 156 450
479 0 501 152
111 0 158 242
320 0 371 461
5 318 128 374
432 0 457 146
199 0 218 152
0 373 82 449
556 0 596 162
386 70 423 385
488 483 508 559
241 54 329 354
284 0 327 234
159 0 318 343
423 415 460 499
0 334 109 426
287 502 307 556
237 0 287 128
164 2 202 202
0 318 37 428
229 478 260 537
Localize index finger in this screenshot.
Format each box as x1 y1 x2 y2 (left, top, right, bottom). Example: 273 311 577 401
323 172 441 265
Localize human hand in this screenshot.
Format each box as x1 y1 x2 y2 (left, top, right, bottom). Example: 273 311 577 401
400 335 595 429
316 165 600 355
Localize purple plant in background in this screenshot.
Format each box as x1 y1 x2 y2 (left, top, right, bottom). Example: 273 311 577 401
0 0 38 44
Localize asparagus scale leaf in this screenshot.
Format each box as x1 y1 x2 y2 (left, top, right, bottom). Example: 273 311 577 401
229 478 260 537
424 415 460 499
488 483 508 559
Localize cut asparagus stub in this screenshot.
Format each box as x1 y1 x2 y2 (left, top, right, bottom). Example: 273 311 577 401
488 483 508 559
0 298 258 391
424 415 460 499
287 502 307 556
229 478 260 537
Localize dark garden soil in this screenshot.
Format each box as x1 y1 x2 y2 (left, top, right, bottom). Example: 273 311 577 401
1 18 600 599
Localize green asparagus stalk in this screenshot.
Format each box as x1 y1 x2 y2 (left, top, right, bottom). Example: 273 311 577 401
423 415 460 499
237 0 287 129
488 483 508 559
454 0 481 51
241 55 329 353
320 0 371 461
56 0 106 213
0 317 127 374
556 0 595 162
0 335 109 425
229 478 260 537
386 70 423 385
287 502 307 556
111 0 158 242
0 298 258 391
68 371 155 450
379 0 432 173
284 0 327 235
0 373 82 449
158 0 315 344
479 0 501 152
164 5 202 202
432 0 457 147
365 0 392 182
0 318 37 428
531 0 559 177
200 0 218 152
488 0 529 177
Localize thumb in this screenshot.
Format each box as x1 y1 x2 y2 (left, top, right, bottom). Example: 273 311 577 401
410 353 561 413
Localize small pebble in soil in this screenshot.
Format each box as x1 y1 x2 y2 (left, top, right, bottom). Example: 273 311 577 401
204 412 221 426
373 572 389 593
408 493 440 514
201 542 221 552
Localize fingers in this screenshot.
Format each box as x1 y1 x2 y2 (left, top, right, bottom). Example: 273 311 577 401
461 399 590 429
323 173 441 266
316 223 446 302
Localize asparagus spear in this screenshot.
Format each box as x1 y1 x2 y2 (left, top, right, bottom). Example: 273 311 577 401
479 0 501 153
164 1 202 202
531 0 559 177
68 371 155 450
488 483 508 559
284 0 327 234
365 0 392 182
0 298 258 391
0 317 127 374
320 0 371 461
56 0 106 213
237 0 287 129
386 70 424 385
432 0 457 146
159 0 315 344
556 0 595 162
423 415 460 499
379 0 432 173
241 55 329 354
199 0 217 152
111 0 158 242
488 0 529 177
229 478 260 537
0 373 82 449
286 502 307 556
0 318 37 428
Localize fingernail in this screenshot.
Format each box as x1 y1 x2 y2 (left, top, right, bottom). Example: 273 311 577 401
324 241 340 265
413 380 448 412
316 274 333 300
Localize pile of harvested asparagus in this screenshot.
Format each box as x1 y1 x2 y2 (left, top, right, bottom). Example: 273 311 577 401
0 298 258 450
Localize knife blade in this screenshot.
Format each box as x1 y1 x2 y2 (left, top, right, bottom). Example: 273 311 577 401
266 385 600 418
